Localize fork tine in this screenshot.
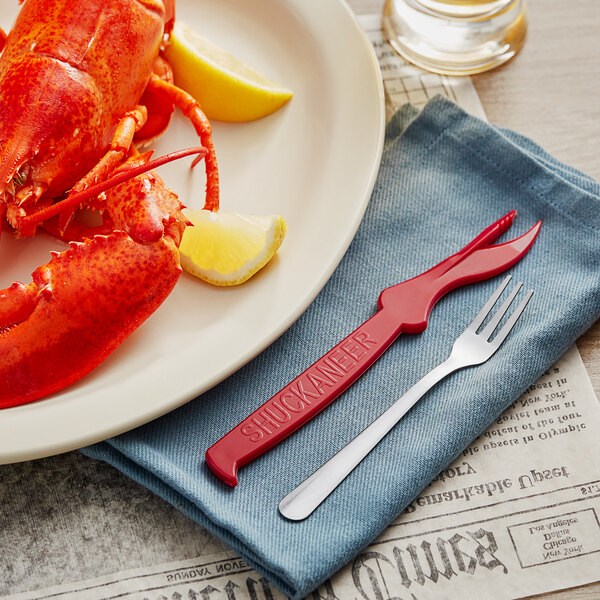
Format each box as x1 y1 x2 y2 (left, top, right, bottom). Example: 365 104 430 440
480 281 523 339
490 289 534 347
468 275 512 332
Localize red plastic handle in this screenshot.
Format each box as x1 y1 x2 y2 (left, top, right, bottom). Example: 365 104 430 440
205 308 404 486
206 213 541 486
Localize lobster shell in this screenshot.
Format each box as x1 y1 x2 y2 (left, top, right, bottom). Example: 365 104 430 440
0 0 220 406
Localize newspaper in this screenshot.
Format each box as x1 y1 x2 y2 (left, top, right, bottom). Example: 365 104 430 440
329 346 600 599
2 14 600 600
358 15 487 120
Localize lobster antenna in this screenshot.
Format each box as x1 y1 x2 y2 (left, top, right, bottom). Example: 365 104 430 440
20 146 208 229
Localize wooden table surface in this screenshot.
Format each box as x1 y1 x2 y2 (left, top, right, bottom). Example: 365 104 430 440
348 0 600 598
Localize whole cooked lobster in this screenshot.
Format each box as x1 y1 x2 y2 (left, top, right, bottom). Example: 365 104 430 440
0 0 219 407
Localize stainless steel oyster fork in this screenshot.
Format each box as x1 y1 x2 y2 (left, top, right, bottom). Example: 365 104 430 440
279 275 533 521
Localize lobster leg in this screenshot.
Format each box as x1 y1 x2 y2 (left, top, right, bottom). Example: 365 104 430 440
69 106 148 197
146 75 220 212
56 106 149 233
6 184 48 231
134 56 176 146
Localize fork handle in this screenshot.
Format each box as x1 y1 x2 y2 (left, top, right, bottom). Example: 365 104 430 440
278 355 461 521
206 308 406 486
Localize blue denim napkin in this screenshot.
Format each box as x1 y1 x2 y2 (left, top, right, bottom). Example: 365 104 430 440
82 97 600 599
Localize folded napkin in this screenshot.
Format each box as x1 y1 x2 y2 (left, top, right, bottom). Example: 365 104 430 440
82 97 600 598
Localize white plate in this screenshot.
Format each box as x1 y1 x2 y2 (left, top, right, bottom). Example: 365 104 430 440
0 0 384 463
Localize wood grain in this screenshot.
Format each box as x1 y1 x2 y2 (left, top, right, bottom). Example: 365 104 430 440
347 0 600 597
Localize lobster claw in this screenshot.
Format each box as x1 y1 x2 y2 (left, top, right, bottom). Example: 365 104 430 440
0 167 186 408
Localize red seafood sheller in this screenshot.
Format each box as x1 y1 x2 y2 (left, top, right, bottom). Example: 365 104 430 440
0 0 219 407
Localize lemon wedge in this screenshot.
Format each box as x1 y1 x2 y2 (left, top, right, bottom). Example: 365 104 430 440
165 21 293 122
179 209 287 286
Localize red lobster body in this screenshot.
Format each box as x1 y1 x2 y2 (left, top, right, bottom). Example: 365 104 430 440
0 0 169 199
0 0 219 407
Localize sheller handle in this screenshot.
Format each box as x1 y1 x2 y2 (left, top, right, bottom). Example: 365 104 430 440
205 308 404 486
